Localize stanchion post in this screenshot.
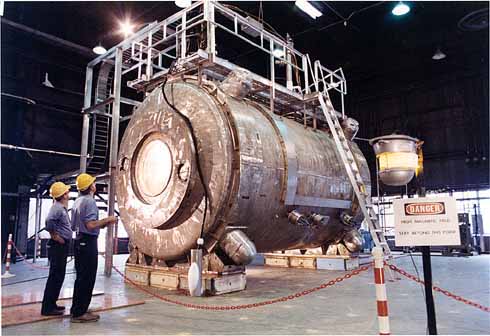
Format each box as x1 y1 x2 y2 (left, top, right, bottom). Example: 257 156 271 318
2 234 16 278
373 246 390 335
36 235 42 260
33 192 42 263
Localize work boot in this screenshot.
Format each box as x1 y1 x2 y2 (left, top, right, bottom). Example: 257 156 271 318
86 312 100 321
70 313 99 323
41 310 64 316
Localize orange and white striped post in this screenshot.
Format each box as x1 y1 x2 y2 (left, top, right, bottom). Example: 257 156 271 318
2 234 16 278
373 246 390 335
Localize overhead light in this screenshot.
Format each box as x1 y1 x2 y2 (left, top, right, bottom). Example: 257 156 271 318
272 47 285 58
432 48 446 60
92 43 107 55
175 0 191 8
295 0 323 19
119 20 134 37
392 2 410 16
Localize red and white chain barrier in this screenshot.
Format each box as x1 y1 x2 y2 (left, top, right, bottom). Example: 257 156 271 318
109 251 490 315
1 234 16 278
107 254 373 310
373 247 390 335
12 243 51 270
386 262 490 313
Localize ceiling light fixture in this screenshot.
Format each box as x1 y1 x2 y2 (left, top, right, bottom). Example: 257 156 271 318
92 43 107 55
295 0 323 19
119 20 135 37
175 0 192 9
432 48 446 60
392 2 410 16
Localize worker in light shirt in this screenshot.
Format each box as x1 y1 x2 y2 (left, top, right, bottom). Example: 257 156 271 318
69 173 117 323
41 182 72 316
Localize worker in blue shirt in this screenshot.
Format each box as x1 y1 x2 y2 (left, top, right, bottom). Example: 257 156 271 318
41 182 72 316
70 173 117 323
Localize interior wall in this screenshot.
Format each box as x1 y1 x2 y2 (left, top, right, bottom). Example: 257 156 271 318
349 63 489 193
1 22 89 251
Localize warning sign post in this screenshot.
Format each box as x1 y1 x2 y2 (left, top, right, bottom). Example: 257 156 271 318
393 197 460 247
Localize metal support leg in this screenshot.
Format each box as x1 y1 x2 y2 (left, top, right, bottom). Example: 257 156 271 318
33 192 42 263
302 56 309 94
269 40 275 114
105 48 123 277
204 0 216 62
80 67 93 173
114 221 119 255
286 34 293 90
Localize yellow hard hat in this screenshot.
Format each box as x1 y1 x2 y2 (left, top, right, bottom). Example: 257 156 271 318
76 173 96 191
50 182 70 199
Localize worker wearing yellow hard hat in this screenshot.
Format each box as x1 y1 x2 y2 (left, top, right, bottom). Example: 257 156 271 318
75 173 96 192
70 173 117 323
41 181 72 316
49 182 70 199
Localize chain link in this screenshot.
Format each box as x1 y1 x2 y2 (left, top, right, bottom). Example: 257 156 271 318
11 241 73 270
109 256 372 311
386 263 490 313
12 243 51 270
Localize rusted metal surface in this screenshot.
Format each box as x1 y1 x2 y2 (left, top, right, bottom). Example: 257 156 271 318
116 77 370 262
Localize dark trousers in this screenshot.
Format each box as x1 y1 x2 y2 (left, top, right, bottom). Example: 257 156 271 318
70 234 98 317
41 239 69 314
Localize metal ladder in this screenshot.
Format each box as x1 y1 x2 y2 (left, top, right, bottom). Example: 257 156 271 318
86 61 114 175
317 93 391 256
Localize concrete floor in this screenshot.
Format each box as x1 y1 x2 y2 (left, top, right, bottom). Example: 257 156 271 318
2 253 489 335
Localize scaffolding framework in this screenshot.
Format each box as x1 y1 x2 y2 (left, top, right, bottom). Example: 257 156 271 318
79 0 348 275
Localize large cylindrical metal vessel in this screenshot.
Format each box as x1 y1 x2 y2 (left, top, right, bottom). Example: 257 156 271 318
116 76 370 262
